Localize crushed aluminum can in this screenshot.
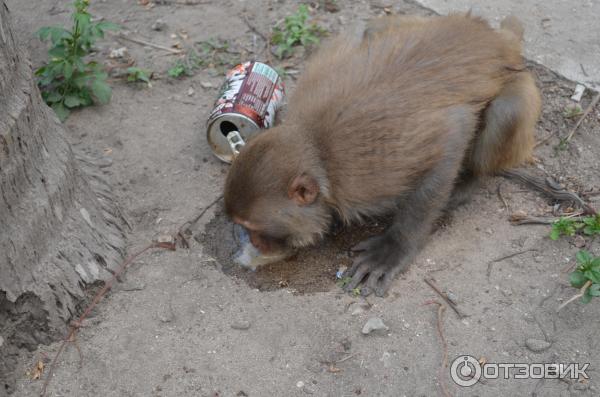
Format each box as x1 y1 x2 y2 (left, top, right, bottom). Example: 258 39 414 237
206 61 285 163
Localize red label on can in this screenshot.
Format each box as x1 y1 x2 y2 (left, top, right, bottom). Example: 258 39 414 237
209 62 285 128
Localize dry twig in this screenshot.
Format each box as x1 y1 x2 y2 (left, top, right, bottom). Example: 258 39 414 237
426 301 451 397
556 280 592 312
487 249 538 279
566 93 600 142
424 277 469 319
109 31 182 54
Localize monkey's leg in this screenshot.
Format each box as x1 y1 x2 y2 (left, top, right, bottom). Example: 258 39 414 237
470 72 541 175
344 108 475 297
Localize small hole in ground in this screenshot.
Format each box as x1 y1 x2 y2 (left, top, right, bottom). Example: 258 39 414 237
199 207 387 294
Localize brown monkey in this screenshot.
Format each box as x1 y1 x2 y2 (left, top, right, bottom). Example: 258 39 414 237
224 14 541 296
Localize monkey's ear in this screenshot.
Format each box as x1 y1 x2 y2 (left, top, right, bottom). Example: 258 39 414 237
288 174 319 206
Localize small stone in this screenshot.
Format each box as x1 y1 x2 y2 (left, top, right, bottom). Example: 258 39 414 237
362 317 388 335
571 84 585 102
109 47 128 59
200 81 214 89
525 338 551 352
302 385 315 394
151 18 167 31
348 300 370 316
485 228 493 235
231 320 251 330
573 235 586 248
187 87 195 97
157 234 174 244
0 335 4 348
296 381 305 388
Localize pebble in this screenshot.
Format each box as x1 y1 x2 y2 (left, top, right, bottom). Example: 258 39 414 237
348 300 370 315
158 307 174 323
296 381 305 388
302 385 315 394
200 81 214 89
525 338 551 352
187 87 195 97
157 234 174 244
573 235 586 248
151 18 167 31
0 335 4 348
362 317 388 335
109 47 128 59
231 320 251 330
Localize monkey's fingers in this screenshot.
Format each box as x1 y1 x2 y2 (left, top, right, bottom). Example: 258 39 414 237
343 259 371 292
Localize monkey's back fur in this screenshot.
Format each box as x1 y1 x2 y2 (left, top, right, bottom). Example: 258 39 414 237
226 13 540 238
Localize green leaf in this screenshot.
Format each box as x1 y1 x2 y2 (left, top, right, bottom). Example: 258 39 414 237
549 229 560 241
589 283 600 297
91 79 111 104
63 62 74 79
584 270 600 284
581 290 593 304
570 271 588 288
64 94 83 108
576 250 592 265
96 21 120 31
51 102 70 122
45 91 63 104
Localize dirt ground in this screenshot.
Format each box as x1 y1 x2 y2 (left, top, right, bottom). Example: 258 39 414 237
5 0 600 396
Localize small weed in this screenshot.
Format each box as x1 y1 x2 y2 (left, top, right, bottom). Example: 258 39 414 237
337 276 352 288
167 38 240 78
352 287 361 296
569 250 600 304
563 103 583 119
271 4 326 59
35 0 119 121
554 137 570 152
126 67 151 86
550 214 600 240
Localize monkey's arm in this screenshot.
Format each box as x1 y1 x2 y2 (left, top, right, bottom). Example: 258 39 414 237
344 107 475 297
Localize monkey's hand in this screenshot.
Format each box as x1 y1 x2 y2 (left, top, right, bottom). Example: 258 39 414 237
343 234 407 297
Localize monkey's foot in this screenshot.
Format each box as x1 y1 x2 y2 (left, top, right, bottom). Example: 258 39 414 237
343 235 403 297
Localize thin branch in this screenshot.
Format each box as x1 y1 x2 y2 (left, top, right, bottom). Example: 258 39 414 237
566 93 600 142
556 280 592 312
426 301 451 397
424 277 469 319
109 31 182 54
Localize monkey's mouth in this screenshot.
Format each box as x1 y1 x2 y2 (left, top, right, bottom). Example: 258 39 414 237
232 224 294 270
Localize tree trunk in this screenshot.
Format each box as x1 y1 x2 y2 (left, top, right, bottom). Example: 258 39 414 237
0 2 125 392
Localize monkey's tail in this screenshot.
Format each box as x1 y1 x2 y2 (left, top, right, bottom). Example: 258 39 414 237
500 15 524 41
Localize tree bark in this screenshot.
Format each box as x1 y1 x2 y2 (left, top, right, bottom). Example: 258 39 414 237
0 2 125 392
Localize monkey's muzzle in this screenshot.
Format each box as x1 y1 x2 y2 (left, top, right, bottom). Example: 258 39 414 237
232 224 292 270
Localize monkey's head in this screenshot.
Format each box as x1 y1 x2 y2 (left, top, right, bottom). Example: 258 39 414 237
224 127 332 255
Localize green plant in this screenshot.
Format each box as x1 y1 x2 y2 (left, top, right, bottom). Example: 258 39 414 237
550 214 600 240
337 276 351 288
35 0 119 121
568 250 600 304
126 67 151 85
167 38 240 78
271 4 326 59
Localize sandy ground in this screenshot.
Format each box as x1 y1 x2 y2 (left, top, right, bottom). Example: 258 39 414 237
4 1 600 396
